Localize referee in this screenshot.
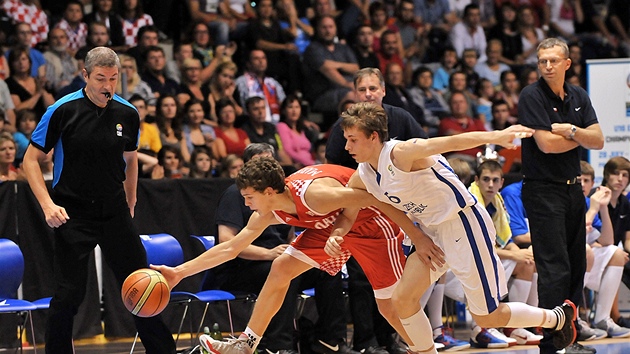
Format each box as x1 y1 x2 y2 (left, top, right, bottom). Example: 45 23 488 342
518 38 604 354
22 47 176 354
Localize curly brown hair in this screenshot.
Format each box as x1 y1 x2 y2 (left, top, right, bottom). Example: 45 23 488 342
236 156 286 193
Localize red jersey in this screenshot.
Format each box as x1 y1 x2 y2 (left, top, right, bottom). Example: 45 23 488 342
272 164 389 230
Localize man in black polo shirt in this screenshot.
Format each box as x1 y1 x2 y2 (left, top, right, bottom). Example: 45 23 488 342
518 37 604 354
22 47 176 354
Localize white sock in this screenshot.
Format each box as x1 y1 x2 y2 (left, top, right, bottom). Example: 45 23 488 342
420 282 436 309
428 284 445 334
239 327 262 352
400 309 436 352
526 274 539 307
505 302 549 328
594 266 623 324
509 279 532 303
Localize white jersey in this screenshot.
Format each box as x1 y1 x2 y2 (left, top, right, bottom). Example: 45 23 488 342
358 140 477 226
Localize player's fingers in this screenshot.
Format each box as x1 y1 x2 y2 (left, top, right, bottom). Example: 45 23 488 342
59 207 70 220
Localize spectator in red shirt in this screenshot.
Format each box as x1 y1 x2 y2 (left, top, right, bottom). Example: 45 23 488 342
438 91 486 164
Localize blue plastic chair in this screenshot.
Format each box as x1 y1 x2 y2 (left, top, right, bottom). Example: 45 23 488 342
0 238 39 353
189 235 236 337
132 234 197 351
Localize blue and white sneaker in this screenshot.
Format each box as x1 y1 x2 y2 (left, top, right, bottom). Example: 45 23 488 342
433 328 470 352
595 318 630 338
469 326 509 348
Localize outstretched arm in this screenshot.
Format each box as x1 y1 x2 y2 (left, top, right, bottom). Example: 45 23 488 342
151 211 276 288
395 125 534 162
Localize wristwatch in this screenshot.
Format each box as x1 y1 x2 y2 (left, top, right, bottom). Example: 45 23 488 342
568 125 577 139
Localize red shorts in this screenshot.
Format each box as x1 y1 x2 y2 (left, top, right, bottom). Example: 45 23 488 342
286 214 406 299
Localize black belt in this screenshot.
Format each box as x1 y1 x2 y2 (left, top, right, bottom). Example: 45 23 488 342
524 177 581 185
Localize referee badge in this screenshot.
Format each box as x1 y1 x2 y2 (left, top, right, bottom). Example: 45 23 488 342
116 124 123 136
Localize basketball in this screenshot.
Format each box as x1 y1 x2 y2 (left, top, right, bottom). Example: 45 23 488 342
121 268 170 317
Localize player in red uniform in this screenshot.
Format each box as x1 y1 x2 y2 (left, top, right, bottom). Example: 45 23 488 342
153 157 446 354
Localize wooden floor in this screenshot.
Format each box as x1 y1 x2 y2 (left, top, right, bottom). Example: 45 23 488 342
5 333 630 354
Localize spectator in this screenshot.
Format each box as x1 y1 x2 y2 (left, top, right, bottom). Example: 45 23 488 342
176 58 211 117
413 0 457 33
6 48 55 119
213 97 250 159
494 70 520 118
302 15 358 122
241 96 293 167
125 25 159 74
517 5 545 66
519 66 539 88
408 66 449 137
489 99 516 132
221 0 255 41
84 0 125 50
0 79 16 130
128 94 161 155
475 78 496 126
190 21 223 69
219 153 244 178
375 30 404 75
566 43 585 88
369 2 402 55
352 25 380 69
0 46 9 81
2 0 48 46
488 2 522 66
474 39 511 87
54 1 88 55
116 54 155 107
75 21 110 64
188 146 217 178
208 60 242 121
458 48 480 94
443 71 477 118
382 62 426 128
313 137 327 164
118 0 154 47
0 131 18 181
607 0 630 56
276 0 313 56
186 0 231 45
247 0 302 95
276 94 316 168
153 145 187 179
438 91 486 164
234 49 286 124
11 107 35 164
155 94 189 162
141 45 180 98
431 46 458 93
167 42 220 86
395 0 427 63
8 22 46 78
450 4 487 62
182 98 216 155
44 28 79 95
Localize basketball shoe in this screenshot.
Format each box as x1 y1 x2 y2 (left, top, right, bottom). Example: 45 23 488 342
502 327 543 345
433 327 470 351
552 300 577 350
200 335 252 354
469 326 509 348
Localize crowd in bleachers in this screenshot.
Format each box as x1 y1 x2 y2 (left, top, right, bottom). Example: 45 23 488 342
0 0 628 179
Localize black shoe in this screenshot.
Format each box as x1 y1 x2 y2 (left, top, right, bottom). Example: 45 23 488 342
358 346 389 354
561 343 596 354
265 350 299 354
617 316 630 328
311 340 360 354
385 334 408 354
553 300 577 349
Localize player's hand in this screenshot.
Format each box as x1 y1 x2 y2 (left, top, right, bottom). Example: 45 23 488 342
412 234 445 271
325 236 344 257
512 248 534 265
495 125 535 148
590 186 612 209
150 264 182 289
43 203 69 228
266 244 289 260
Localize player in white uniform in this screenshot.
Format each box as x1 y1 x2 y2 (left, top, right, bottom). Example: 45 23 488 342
326 102 578 353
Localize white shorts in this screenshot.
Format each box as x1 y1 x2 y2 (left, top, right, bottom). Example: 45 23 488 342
444 258 515 305
584 245 617 291
422 203 508 315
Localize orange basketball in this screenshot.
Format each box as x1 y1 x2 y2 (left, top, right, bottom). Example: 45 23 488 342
121 268 170 317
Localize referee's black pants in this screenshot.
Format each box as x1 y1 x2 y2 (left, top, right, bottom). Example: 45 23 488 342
45 196 176 354
522 181 586 354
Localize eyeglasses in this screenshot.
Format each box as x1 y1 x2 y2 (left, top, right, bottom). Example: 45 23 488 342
537 58 567 66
